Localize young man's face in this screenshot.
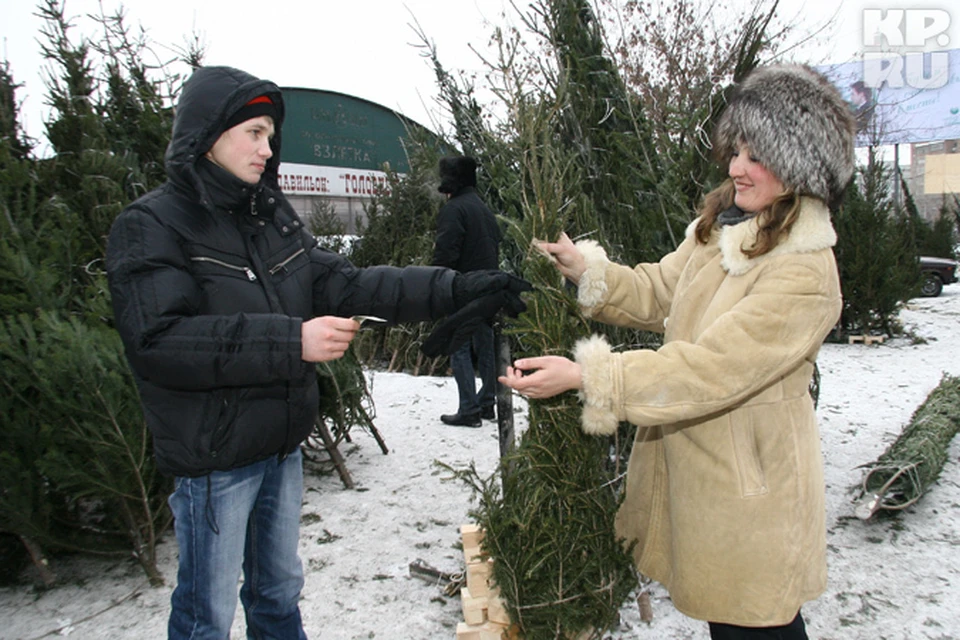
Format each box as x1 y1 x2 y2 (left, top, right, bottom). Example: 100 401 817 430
206 116 275 184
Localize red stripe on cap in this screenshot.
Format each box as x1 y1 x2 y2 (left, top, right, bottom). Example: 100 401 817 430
246 95 273 106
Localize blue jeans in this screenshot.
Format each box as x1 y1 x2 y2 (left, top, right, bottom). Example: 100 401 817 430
168 448 307 640
450 322 496 414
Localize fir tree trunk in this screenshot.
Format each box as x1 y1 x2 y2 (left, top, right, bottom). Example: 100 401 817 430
18 535 56 587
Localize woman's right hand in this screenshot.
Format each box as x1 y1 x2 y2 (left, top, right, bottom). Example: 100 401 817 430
536 232 586 284
499 356 582 400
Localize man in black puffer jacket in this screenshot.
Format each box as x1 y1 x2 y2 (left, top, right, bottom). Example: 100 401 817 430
431 156 502 427
106 66 529 640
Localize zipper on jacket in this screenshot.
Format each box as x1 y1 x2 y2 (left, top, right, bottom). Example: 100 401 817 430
191 256 257 282
269 247 306 275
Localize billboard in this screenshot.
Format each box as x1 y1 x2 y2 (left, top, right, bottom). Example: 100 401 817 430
817 49 960 147
278 87 425 173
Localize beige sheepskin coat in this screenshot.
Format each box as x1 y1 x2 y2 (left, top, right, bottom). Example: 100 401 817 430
573 197 842 626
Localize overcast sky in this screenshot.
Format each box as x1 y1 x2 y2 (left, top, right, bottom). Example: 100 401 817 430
1 0 956 150
2 0 518 143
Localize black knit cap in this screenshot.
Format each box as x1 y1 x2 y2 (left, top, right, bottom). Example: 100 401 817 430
223 95 278 131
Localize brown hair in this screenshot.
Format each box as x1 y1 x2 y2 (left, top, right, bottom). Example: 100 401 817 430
693 179 803 258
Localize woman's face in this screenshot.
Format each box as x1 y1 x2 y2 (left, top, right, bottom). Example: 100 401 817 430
728 143 785 213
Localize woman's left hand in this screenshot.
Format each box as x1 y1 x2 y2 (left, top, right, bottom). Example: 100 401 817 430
499 356 582 399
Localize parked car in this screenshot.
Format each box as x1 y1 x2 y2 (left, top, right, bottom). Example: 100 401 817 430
919 256 959 297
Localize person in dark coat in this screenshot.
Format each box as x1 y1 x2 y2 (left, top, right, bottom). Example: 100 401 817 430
431 156 503 427
106 66 528 639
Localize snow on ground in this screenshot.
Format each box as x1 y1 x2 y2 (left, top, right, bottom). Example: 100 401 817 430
1 289 959 639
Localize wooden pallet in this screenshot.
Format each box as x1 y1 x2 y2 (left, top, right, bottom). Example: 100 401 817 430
848 334 886 345
455 524 515 639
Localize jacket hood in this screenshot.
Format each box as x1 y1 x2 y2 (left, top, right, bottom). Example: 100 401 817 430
165 66 285 205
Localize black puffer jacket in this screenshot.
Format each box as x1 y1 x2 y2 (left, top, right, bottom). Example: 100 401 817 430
107 66 456 477
431 186 501 272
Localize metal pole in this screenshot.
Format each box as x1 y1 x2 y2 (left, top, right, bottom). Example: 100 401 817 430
893 143 901 209
494 320 515 462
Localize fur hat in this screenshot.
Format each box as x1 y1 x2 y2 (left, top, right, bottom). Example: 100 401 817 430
713 64 855 205
438 155 478 194
223 95 278 131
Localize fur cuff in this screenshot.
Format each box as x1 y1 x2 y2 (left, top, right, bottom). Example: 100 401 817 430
575 240 609 310
574 334 620 436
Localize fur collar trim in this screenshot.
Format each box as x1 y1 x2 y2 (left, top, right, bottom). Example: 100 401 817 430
716 197 836 276
576 197 835 306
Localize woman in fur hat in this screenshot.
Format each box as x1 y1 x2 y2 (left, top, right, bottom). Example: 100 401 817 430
499 64 855 639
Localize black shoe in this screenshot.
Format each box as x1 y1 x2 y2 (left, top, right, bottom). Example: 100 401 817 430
481 406 495 421
441 412 482 427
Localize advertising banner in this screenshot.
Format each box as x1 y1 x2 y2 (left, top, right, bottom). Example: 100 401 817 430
817 49 960 147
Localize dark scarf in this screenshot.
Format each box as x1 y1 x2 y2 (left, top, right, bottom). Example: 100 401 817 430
716 205 755 227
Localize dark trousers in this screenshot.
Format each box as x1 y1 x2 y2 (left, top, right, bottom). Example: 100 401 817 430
450 322 496 414
709 611 807 640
